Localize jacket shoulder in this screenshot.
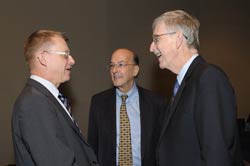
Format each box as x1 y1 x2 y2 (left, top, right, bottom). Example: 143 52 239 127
91 88 115 100
138 86 167 102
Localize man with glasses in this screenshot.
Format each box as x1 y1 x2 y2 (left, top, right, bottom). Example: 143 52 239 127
150 10 243 166
88 48 166 166
12 29 98 166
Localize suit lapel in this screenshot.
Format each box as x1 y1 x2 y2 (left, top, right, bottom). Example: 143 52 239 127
27 79 87 143
106 89 117 155
163 79 186 129
138 86 147 160
159 56 204 143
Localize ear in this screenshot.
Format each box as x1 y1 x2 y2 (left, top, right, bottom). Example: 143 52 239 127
37 53 47 66
133 65 140 77
176 31 184 49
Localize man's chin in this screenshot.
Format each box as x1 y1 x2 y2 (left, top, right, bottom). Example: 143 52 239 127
112 80 124 87
63 76 71 82
112 82 121 87
159 63 165 69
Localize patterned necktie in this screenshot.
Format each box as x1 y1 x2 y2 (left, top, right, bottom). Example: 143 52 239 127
118 94 133 166
58 93 82 133
173 79 180 97
58 93 71 113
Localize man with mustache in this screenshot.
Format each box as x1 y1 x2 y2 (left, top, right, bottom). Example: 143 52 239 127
88 48 166 166
150 10 243 166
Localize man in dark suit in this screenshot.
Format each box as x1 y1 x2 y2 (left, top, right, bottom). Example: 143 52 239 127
12 30 98 166
150 10 243 166
88 48 166 166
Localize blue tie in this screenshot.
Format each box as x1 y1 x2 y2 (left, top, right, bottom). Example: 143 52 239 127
58 93 82 133
173 79 180 97
58 93 71 113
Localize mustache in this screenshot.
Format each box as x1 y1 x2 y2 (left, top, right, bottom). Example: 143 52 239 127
153 50 162 58
155 52 161 57
113 72 122 77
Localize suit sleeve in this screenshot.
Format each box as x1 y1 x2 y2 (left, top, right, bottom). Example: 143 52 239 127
194 67 239 166
87 96 99 156
16 96 76 166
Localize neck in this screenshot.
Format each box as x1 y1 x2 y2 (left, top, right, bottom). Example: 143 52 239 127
174 48 198 74
117 82 135 93
30 71 60 88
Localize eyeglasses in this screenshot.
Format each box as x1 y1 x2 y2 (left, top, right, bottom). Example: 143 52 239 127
108 63 135 69
152 32 176 44
42 50 71 58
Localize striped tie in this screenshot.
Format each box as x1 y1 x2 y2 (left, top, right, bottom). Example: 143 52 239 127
118 94 133 166
58 93 81 133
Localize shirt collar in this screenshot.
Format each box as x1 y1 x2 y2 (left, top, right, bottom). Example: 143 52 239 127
30 75 59 98
116 83 138 100
177 54 198 84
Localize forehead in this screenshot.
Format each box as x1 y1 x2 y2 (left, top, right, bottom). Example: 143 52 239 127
153 21 167 34
111 49 133 62
48 36 69 50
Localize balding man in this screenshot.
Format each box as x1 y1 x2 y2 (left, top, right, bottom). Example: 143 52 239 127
88 48 167 166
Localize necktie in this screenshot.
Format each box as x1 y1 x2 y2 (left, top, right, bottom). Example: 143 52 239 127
118 95 133 166
58 93 81 132
173 79 180 97
58 93 71 113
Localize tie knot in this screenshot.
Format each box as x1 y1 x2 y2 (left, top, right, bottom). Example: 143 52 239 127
58 92 70 111
121 94 128 102
58 93 66 102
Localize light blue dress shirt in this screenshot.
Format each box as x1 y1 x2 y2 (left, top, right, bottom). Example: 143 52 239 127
177 54 199 84
116 83 141 166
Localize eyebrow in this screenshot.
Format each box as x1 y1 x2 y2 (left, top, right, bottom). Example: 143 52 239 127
110 60 126 63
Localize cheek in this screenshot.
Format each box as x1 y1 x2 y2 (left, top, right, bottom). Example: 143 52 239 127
126 69 134 78
59 63 67 76
158 42 167 52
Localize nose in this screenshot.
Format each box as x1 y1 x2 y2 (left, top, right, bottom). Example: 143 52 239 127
68 55 75 65
111 64 119 73
150 41 156 53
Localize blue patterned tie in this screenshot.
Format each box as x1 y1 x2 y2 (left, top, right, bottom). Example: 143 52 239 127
58 93 71 113
58 93 82 133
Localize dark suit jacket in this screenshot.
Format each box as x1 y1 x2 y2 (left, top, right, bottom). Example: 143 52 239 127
157 56 243 166
88 86 166 166
12 79 98 166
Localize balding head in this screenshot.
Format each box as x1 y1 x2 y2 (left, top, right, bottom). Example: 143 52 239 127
109 48 140 93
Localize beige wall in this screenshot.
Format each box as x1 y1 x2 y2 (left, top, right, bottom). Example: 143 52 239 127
0 0 249 164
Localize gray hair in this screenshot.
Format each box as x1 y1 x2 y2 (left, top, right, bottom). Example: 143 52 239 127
152 10 200 49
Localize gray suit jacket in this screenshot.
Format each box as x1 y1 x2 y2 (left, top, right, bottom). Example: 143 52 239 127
12 79 98 166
